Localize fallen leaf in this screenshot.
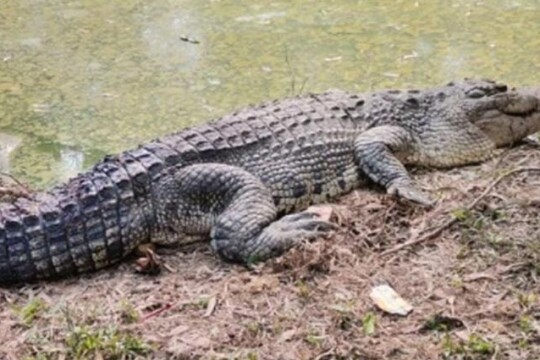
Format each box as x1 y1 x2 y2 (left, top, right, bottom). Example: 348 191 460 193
370 284 413 316
204 296 217 317
362 312 377 335
246 275 280 294
306 205 334 221
134 244 161 275
279 329 296 342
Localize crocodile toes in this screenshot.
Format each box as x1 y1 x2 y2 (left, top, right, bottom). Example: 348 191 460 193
387 183 435 207
242 211 337 264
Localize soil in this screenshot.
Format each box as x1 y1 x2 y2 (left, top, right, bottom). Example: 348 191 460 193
1 144 540 360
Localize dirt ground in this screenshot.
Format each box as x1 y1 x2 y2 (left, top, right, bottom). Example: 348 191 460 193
2 144 540 360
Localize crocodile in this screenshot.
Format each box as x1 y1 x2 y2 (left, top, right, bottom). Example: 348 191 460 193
1 79 539 285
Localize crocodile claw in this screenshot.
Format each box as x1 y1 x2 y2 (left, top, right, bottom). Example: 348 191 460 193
276 211 338 233
387 183 435 207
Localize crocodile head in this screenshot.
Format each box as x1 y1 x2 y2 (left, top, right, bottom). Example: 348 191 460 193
413 79 540 167
470 82 540 147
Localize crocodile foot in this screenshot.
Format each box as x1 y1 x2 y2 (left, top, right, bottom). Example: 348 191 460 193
243 211 337 264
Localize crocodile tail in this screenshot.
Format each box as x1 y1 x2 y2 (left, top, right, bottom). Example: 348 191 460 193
0 193 86 284
0 140 181 285
0 164 149 284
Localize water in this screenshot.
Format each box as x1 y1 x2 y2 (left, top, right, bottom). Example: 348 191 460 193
0 0 539 188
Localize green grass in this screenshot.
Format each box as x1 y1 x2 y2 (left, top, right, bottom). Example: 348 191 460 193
65 325 150 359
14 298 48 326
442 333 495 358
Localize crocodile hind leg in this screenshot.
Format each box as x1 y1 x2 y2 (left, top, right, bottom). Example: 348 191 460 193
153 164 335 264
354 125 434 206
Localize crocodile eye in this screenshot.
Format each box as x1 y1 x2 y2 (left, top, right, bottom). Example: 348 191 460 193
467 88 486 99
405 97 420 108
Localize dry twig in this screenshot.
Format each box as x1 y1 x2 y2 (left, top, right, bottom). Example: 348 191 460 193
0 171 28 189
380 167 540 257
140 303 173 322
0 172 31 199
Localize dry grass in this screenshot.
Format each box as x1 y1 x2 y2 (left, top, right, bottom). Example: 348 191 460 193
2 144 540 359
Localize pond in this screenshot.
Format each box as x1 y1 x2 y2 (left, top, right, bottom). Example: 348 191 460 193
0 0 539 188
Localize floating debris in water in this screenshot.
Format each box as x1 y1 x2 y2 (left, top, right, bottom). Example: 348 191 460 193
324 56 343 62
179 35 200 44
31 103 52 113
0 132 21 172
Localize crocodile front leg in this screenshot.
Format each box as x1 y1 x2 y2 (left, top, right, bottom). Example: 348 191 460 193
152 164 335 264
353 125 434 206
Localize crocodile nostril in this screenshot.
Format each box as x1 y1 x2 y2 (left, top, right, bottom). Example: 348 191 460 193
495 84 508 92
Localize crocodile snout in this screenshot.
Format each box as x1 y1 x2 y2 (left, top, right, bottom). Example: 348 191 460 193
474 87 540 147
522 87 540 110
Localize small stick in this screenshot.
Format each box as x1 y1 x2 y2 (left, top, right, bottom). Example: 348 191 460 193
0 171 29 190
140 303 173 322
380 167 540 257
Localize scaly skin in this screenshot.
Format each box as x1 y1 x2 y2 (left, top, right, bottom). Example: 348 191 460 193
1 79 539 284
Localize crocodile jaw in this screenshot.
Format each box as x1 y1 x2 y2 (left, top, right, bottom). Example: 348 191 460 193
474 88 540 148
